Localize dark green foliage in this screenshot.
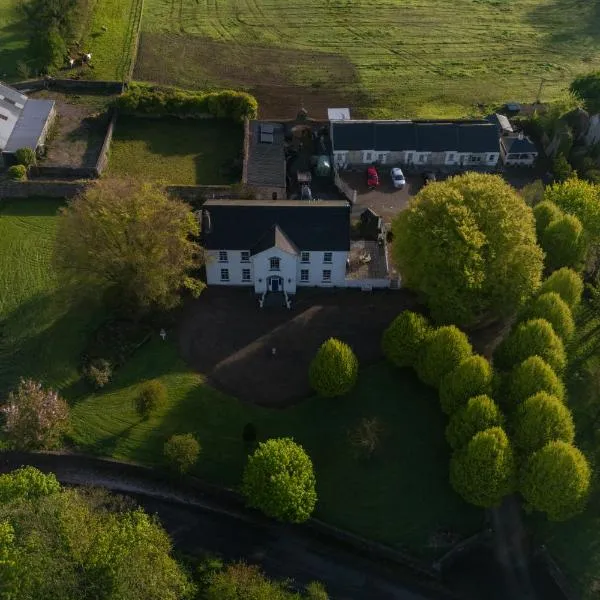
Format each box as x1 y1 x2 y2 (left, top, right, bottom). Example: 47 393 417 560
417 326 473 388
570 72 600 113
513 392 575 454
538 267 584 308
135 379 167 418
494 318 566 374
242 438 317 523
520 292 575 342
7 165 27 181
439 355 493 415
309 338 358 397
115 84 258 121
533 200 562 240
14 147 37 168
506 356 565 407
164 434 201 474
553 154 575 182
445 395 504 450
381 311 431 369
450 427 515 507
520 441 591 521
540 214 587 271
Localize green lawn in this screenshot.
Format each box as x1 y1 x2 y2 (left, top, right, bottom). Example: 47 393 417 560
135 0 600 118
0 0 27 79
107 117 243 185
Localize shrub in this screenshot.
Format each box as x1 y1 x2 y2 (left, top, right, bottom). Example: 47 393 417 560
513 392 575 454
309 338 358 397
445 395 504 450
533 200 562 240
439 355 493 415
7 165 27 181
14 147 36 167
135 379 167 419
540 214 587 271
506 356 565 406
164 434 200 474
348 417 384 457
520 292 575 342
416 326 473 388
520 441 591 520
85 358 112 389
538 267 584 309
450 427 515 507
242 438 317 523
494 318 566 374
381 311 431 368
553 154 574 182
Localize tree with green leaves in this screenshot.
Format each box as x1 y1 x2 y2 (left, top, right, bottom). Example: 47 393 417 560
381 311 431 369
0 466 61 503
506 356 565 407
242 438 317 523
494 318 566 374
519 292 575 342
570 71 600 113
445 395 504 450
540 214 587 272
1 379 69 450
439 355 494 415
135 379 168 419
392 172 543 326
513 392 574 455
450 427 515 507
520 441 591 521
54 178 205 312
533 200 562 240
552 154 575 182
538 267 584 309
164 434 200 474
416 326 472 388
309 338 358 397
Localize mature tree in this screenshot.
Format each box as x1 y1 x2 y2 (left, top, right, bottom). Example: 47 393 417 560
552 154 575 183
520 292 575 342
135 379 168 419
164 434 200 474
1 379 69 450
439 355 493 415
513 392 574 455
506 356 565 407
570 71 600 113
416 326 473 388
450 427 515 507
381 311 431 369
538 267 584 309
540 214 587 271
494 318 566 374
445 395 504 450
392 172 543 326
309 338 358 397
54 178 204 312
0 467 195 600
0 467 61 503
242 438 317 523
521 179 545 207
520 441 591 521
533 200 562 240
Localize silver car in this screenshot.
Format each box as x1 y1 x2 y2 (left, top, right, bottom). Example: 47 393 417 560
390 167 406 189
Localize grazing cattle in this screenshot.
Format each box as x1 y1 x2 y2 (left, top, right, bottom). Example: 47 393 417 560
68 58 75 68
83 53 92 63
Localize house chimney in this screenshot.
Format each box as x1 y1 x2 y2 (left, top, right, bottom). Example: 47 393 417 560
518 132 524 140
201 209 212 234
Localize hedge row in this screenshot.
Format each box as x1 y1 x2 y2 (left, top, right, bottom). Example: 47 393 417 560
114 84 258 122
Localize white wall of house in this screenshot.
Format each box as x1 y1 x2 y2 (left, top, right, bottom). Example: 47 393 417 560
205 249 254 287
503 153 538 166
252 247 298 294
296 251 347 288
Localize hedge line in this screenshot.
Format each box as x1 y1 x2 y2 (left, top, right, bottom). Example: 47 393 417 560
114 84 258 122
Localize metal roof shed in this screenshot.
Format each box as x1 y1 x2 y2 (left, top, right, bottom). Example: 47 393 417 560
4 99 55 153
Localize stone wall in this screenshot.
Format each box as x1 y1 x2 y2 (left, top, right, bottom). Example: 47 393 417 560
0 180 87 199
12 79 124 94
95 110 118 175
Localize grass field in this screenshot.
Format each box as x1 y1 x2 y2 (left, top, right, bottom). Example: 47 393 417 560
0 1 27 79
135 0 600 119
107 117 243 185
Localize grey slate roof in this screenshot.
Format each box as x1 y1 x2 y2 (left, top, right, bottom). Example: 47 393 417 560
502 135 538 154
331 120 499 154
245 121 286 188
4 99 54 153
202 200 350 251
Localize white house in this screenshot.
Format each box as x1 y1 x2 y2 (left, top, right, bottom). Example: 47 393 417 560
202 200 351 295
330 120 500 170
500 134 539 167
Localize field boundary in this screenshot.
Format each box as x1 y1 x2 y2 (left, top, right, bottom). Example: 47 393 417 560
120 0 144 82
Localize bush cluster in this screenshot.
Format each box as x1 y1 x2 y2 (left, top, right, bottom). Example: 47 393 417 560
519 292 574 342
164 433 200 474
445 395 503 450
381 311 431 369
439 355 493 415
7 165 27 181
309 338 358 397
115 84 258 122
135 379 168 419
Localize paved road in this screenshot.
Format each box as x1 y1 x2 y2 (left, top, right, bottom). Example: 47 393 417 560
0 452 458 600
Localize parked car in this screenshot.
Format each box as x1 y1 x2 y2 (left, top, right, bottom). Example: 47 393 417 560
367 166 380 188
423 171 437 185
390 167 406 189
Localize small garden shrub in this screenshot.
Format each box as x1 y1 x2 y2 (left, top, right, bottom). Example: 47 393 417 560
445 395 504 450
7 165 27 181
309 338 358 397
85 358 112 389
538 267 583 309
135 379 167 419
164 434 200 474
439 355 493 415
14 147 36 167
512 392 575 454
417 326 473 388
348 416 385 458
506 356 565 407
381 311 431 369
519 292 575 342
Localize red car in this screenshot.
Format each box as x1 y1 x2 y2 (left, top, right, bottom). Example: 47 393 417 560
367 166 380 188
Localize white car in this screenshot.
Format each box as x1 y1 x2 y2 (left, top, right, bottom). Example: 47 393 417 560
390 167 406 189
